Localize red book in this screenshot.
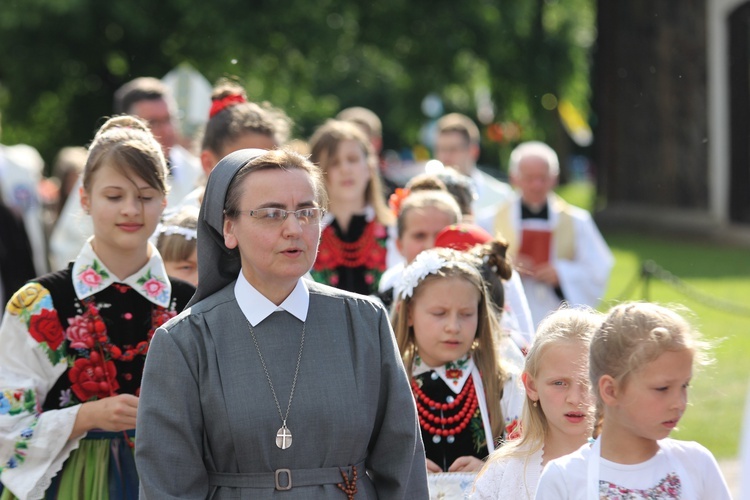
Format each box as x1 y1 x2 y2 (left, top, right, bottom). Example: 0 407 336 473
518 229 552 266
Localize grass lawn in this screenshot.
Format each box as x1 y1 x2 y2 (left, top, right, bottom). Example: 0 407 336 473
557 181 750 459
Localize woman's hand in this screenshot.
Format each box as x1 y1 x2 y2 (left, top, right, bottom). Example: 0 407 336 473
448 455 484 472
425 458 443 473
70 394 139 438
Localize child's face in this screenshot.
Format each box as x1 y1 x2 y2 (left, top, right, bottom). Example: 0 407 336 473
81 163 166 260
524 341 593 445
165 248 198 287
608 348 692 443
323 139 371 205
397 207 455 263
408 277 480 367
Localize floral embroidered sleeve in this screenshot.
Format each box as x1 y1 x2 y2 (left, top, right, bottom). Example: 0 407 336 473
500 370 525 440
0 282 84 499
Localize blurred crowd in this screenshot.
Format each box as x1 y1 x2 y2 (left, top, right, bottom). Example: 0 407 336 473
0 74 613 330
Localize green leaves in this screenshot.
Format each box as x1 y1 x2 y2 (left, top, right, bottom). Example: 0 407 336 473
0 0 594 171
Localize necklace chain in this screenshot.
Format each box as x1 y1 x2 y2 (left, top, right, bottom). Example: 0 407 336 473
248 320 306 428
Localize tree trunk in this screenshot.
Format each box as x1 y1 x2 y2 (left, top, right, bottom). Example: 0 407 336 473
593 0 708 209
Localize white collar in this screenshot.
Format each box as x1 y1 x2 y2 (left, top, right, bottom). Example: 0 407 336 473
71 239 172 308
412 354 474 394
234 272 309 326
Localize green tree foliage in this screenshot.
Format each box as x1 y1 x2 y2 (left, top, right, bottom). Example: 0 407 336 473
0 0 594 172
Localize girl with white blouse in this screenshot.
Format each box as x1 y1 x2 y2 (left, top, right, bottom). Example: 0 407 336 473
472 307 602 499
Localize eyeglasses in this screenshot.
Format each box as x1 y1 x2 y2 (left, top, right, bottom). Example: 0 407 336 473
233 207 324 225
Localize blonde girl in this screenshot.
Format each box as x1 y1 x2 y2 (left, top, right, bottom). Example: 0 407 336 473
392 247 524 474
0 116 195 499
309 119 394 295
536 302 731 499
155 205 199 286
471 307 603 499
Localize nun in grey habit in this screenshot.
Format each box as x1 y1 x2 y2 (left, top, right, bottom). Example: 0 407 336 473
135 148 429 499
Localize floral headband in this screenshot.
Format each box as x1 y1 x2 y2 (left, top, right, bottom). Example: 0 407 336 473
395 251 446 300
396 249 483 300
157 224 197 241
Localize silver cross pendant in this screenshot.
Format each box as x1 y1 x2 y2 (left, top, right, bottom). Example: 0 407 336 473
276 425 293 449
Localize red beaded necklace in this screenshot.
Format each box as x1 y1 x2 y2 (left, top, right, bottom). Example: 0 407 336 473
318 220 384 268
411 376 479 437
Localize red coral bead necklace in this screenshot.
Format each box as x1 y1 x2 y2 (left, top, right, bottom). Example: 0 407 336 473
411 376 479 437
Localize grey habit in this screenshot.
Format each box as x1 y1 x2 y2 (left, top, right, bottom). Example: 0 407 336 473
135 149 429 499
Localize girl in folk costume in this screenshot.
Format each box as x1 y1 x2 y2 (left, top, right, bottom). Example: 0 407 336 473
309 119 394 295
0 116 194 500
536 302 731 499
392 247 524 474
471 307 603 500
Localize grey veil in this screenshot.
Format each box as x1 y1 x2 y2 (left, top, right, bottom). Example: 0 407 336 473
186 148 268 307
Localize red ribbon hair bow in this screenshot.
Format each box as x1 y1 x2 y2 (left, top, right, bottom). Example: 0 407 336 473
209 94 247 118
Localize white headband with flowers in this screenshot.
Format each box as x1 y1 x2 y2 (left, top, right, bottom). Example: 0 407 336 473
157 224 197 241
395 251 447 300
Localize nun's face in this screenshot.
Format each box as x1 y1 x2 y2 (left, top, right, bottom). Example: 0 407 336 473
223 168 321 302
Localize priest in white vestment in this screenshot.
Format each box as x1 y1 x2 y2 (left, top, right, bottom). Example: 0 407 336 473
489 141 613 327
